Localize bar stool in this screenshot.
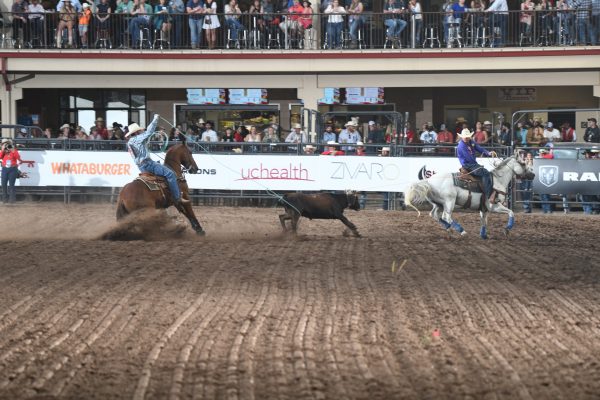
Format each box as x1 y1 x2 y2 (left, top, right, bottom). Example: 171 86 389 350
302 26 316 49
267 29 281 49
95 29 112 49
422 24 440 48
475 25 491 47
153 29 170 49
138 27 152 49
446 22 462 48
384 36 401 49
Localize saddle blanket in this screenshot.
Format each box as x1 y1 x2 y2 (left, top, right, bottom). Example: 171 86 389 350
452 172 483 193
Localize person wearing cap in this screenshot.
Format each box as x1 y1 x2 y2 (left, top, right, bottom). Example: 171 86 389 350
321 141 345 156
78 2 92 48
0 139 22 204
366 121 384 146
354 141 366 156
543 122 560 143
584 118 600 143
126 114 190 207
457 128 498 203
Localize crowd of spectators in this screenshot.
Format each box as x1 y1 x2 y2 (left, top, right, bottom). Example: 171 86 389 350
7 0 600 49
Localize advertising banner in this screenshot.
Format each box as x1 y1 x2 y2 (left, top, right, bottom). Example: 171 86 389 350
533 159 600 195
16 151 488 192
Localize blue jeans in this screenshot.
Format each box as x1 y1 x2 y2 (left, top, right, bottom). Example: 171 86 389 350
591 15 600 45
540 194 552 213
139 160 181 201
130 16 149 45
463 163 493 199
577 18 589 44
581 194 596 214
189 17 203 47
226 18 244 41
327 22 343 48
1 166 18 203
385 18 406 38
491 13 507 46
413 19 422 47
520 179 532 212
349 17 362 41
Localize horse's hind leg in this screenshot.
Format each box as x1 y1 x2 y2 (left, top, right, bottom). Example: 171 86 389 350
279 213 290 232
339 215 361 238
290 213 300 234
442 200 466 236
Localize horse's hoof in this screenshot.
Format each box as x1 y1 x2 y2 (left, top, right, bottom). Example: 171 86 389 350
481 235 488 240
196 230 206 236
503 228 510 237
460 231 467 236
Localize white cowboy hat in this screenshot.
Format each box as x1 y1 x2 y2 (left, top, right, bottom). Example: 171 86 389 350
95 117 104 123
304 144 316 150
458 128 474 138
380 146 390 152
125 123 143 137
82 3 90 8
292 123 302 129
483 120 492 125
539 148 549 153
345 121 357 127
368 121 376 126
60 123 70 130
1 138 13 145
356 141 364 146
327 140 338 146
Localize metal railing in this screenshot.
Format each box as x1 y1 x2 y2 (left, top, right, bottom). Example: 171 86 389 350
0 10 594 51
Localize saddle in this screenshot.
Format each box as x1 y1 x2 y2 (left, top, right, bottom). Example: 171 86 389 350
454 169 485 193
136 172 169 192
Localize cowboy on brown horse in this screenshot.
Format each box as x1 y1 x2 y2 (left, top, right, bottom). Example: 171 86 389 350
126 114 191 209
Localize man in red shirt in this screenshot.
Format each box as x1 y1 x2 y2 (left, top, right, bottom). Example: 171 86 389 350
436 124 454 154
321 141 345 155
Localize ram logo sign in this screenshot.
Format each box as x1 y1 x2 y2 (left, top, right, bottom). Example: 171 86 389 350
538 165 559 187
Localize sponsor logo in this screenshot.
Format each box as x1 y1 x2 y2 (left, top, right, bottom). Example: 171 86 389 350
330 162 401 180
50 162 131 175
197 168 217 175
563 171 600 182
238 163 313 181
538 165 558 187
418 165 436 180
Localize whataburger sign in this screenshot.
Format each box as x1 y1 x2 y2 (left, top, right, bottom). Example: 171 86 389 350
19 150 494 192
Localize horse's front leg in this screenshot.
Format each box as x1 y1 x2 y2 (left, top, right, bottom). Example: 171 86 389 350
479 210 489 239
179 202 206 236
489 203 514 236
442 200 466 237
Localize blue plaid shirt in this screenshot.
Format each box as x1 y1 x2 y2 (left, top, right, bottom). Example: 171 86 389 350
127 115 159 166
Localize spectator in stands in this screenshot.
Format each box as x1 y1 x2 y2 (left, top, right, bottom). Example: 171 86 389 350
543 122 561 143
225 0 245 46
28 0 45 48
472 121 488 143
285 123 307 143
303 144 317 154
57 0 77 48
129 0 152 49
515 122 529 146
78 3 92 49
58 124 71 139
537 147 554 213
338 120 361 152
527 125 545 146
324 0 345 49
436 123 454 154
419 122 437 153
203 0 220 49
561 121 576 142
322 124 336 144
576 0 592 45
11 0 28 48
497 122 512 146
408 0 422 47
581 148 599 214
263 125 280 142
234 125 247 141
584 117 600 143
591 0 600 45
486 0 508 47
111 123 125 139
279 0 302 46
74 126 87 139
168 0 185 48
115 0 134 48
298 0 313 48
520 0 535 41
249 0 266 47
355 140 366 155
520 151 534 213
384 0 407 47
222 127 235 142
96 0 112 45
321 141 345 155
200 121 218 141
92 117 109 140
245 125 262 142
154 0 172 43
347 0 363 48
0 139 22 204
366 121 384 145
404 121 415 144
89 126 103 140
43 127 53 139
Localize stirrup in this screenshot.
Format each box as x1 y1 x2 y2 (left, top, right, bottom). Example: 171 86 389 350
179 198 191 205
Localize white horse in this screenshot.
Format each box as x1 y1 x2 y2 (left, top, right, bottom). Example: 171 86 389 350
405 153 534 239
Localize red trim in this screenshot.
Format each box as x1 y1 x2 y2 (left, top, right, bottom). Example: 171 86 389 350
1 49 600 60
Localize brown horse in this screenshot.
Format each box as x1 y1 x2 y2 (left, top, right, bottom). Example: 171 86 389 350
116 142 205 235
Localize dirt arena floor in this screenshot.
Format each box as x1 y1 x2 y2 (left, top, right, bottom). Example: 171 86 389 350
0 203 599 399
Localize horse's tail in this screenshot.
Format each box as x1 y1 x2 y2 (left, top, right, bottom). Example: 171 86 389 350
116 199 129 220
404 181 432 217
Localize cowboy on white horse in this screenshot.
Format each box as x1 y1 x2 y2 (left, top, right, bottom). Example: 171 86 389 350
457 128 497 203
126 114 191 208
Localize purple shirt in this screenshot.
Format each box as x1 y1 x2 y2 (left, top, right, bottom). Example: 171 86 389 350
457 139 490 166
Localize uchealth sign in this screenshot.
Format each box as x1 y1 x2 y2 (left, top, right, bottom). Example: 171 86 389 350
16 151 493 192
533 159 600 195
